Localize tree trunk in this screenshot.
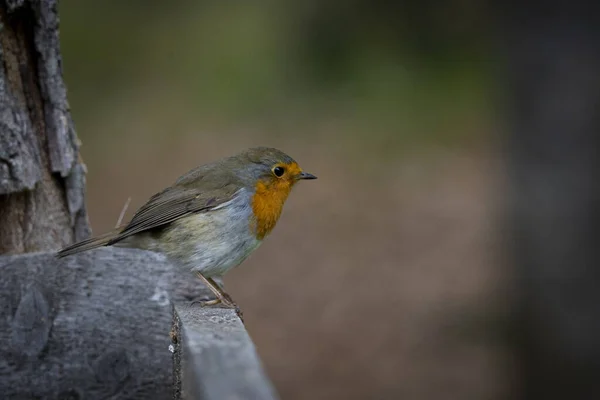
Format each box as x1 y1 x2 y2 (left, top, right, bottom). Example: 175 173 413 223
0 0 90 254
498 2 600 399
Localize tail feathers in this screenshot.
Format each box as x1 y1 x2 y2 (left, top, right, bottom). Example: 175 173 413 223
56 229 120 258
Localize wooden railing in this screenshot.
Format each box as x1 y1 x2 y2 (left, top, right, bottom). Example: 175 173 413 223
0 248 278 399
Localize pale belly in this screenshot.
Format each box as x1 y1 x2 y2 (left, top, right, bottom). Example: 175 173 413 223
156 194 262 277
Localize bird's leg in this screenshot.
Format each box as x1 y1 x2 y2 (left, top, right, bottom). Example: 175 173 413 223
193 272 243 320
205 277 237 308
193 271 225 304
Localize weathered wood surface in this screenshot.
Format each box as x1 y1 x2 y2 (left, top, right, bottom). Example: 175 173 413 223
0 0 90 254
0 249 278 399
173 304 279 400
0 248 180 399
499 1 600 398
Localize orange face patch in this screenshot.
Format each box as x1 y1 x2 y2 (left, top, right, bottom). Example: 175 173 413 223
250 162 301 239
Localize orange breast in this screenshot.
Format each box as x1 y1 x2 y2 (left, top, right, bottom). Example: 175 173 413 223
251 179 293 239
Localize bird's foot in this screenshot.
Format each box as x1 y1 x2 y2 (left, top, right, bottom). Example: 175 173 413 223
190 298 221 307
220 293 244 322
190 294 244 322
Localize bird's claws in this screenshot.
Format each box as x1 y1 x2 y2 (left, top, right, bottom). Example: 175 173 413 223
190 298 220 307
190 295 244 322
233 306 244 323
220 296 244 322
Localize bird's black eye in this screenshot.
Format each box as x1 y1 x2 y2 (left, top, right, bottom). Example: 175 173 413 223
272 166 285 177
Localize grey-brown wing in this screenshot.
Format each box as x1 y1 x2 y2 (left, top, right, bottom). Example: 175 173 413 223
106 184 237 245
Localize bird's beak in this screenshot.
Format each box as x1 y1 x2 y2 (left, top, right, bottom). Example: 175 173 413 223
298 171 317 180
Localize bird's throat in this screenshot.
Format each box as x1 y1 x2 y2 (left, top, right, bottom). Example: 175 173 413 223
251 180 293 239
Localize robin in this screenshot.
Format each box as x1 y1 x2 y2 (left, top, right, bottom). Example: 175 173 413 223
57 147 316 315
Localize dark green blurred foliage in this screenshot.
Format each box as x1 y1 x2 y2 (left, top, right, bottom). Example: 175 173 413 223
59 0 492 151
286 0 488 83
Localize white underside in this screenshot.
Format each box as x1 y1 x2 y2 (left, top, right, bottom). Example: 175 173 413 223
160 188 262 277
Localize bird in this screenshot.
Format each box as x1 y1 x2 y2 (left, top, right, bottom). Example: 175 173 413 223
57 147 316 314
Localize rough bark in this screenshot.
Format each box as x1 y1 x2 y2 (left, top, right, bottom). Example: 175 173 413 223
0 0 90 254
499 2 600 398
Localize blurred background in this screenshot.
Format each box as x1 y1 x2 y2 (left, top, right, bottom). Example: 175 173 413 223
59 1 509 399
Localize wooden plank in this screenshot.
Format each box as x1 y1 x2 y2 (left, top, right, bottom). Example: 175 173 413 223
0 248 178 399
173 304 279 400
0 248 278 399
